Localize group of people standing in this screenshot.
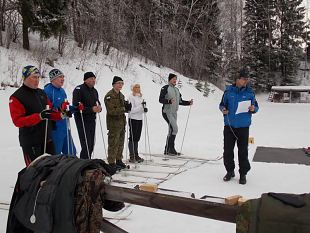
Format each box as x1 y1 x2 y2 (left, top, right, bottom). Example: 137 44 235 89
9 65 258 184
8 66 171 172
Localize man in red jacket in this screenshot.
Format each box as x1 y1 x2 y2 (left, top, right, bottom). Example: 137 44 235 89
9 65 63 166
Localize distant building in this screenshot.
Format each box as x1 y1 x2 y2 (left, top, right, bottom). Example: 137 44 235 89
268 86 310 103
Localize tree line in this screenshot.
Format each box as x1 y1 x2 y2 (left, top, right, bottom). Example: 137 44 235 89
0 0 309 91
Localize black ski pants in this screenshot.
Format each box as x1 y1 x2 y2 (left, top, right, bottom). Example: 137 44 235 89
128 118 142 155
223 126 250 176
22 140 55 166
128 119 142 142
75 117 96 159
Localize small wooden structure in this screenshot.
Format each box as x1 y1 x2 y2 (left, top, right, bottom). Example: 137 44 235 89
268 86 310 103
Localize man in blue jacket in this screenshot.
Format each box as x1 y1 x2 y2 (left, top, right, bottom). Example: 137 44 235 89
44 69 76 156
219 68 259 184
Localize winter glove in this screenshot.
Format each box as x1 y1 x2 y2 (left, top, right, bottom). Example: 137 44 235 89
144 107 148 113
76 102 85 112
40 109 52 120
61 101 70 111
124 101 132 112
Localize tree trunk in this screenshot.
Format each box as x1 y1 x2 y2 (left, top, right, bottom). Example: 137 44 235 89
0 0 5 31
71 0 82 47
21 0 30 50
22 20 29 50
0 0 4 46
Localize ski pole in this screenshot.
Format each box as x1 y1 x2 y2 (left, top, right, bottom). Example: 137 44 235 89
79 102 90 159
125 115 129 163
180 104 192 154
143 108 152 161
97 101 107 160
43 105 50 154
67 118 75 156
65 99 71 155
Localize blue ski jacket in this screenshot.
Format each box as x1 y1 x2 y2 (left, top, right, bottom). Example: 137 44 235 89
44 83 76 155
219 84 259 128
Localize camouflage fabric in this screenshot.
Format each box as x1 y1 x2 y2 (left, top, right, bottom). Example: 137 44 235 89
104 89 126 164
236 198 260 233
104 89 126 130
74 169 106 233
236 193 310 233
107 128 125 164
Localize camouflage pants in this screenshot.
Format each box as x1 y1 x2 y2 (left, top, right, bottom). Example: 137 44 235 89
74 169 106 233
107 128 125 164
74 169 125 233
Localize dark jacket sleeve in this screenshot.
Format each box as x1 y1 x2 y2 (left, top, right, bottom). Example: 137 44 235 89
72 87 81 108
179 92 191 106
72 86 93 114
159 85 170 104
219 90 228 112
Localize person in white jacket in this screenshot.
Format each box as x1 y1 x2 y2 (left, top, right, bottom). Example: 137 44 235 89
128 84 148 162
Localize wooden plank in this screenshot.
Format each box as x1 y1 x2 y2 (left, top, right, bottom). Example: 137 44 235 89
101 218 129 233
104 184 238 223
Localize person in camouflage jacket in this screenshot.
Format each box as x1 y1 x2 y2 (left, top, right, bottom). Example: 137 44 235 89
104 76 131 171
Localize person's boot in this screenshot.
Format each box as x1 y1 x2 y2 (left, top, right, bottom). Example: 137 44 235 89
223 171 235 181
116 160 127 169
164 136 169 155
128 154 136 163
133 141 144 162
107 163 119 175
135 154 144 163
239 175 247 185
167 135 181 156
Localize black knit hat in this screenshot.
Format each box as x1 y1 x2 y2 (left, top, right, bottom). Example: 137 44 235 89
112 76 123 85
238 68 249 79
84 72 96 81
168 73 177 81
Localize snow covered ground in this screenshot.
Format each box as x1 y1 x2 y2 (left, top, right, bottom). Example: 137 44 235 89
1 42 310 233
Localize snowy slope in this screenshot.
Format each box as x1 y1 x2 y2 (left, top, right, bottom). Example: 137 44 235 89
1 41 310 233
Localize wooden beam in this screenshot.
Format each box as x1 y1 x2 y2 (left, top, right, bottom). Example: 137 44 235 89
104 184 238 223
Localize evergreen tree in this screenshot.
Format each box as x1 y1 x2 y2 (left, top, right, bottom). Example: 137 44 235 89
242 0 277 91
243 0 308 89
18 0 68 50
275 0 306 85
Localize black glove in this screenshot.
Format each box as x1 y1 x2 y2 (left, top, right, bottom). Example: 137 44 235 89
40 109 52 120
124 101 132 112
144 107 148 113
63 110 73 118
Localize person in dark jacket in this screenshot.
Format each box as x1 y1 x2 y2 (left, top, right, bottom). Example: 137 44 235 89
73 72 102 159
9 65 63 166
159 73 193 155
219 68 259 185
104 76 131 170
44 69 77 156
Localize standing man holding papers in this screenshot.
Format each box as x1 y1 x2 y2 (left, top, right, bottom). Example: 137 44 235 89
219 68 259 184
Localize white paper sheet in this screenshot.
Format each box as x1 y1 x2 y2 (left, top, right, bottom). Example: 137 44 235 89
236 100 251 114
